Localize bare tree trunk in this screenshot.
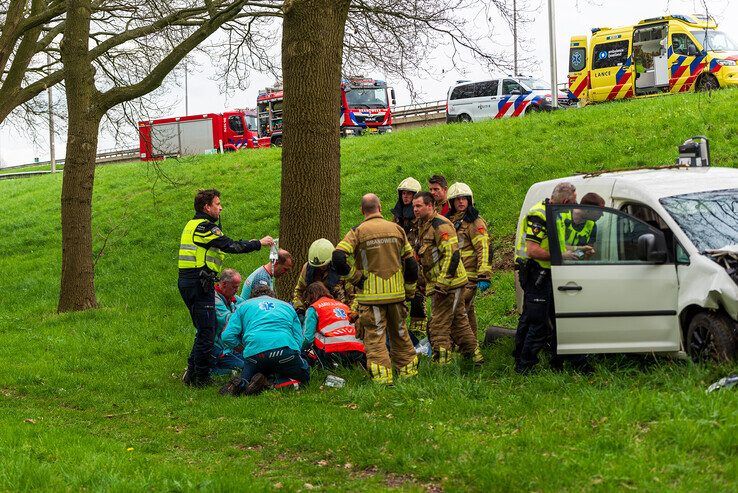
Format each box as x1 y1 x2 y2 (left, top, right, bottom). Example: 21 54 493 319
277 0 350 298
57 0 100 312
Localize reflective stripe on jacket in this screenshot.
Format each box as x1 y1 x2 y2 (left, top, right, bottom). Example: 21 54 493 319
449 212 492 281
416 213 467 290
309 297 365 354
336 213 415 305
178 219 225 273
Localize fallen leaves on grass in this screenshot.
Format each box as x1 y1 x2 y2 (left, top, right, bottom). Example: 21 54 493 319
23 418 36 424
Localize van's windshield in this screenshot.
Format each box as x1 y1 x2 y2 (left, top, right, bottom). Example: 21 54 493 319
520 78 549 90
691 30 738 52
660 189 738 252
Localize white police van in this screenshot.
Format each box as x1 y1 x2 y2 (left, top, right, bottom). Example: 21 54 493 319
516 138 738 362
446 76 568 123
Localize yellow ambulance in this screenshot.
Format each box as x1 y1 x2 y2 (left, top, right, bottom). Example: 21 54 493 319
568 14 738 104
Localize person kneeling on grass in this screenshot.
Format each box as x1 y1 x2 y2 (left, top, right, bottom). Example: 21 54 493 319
212 268 246 375
220 284 310 396
302 282 366 369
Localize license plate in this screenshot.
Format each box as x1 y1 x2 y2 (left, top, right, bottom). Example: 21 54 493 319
369 128 378 133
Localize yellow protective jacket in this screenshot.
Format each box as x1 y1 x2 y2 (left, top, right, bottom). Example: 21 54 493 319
336 213 416 305
448 211 492 282
291 262 355 312
178 212 261 278
416 213 468 291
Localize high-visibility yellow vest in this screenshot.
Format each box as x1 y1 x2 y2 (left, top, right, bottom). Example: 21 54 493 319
560 212 596 246
514 201 569 269
178 219 225 273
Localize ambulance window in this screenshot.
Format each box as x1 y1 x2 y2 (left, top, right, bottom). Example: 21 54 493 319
592 40 629 69
672 33 698 56
474 80 499 97
502 79 525 95
228 115 244 134
569 48 587 72
450 83 474 100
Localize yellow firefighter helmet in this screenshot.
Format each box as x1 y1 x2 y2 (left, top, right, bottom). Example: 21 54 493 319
447 182 474 202
397 177 422 193
308 238 334 267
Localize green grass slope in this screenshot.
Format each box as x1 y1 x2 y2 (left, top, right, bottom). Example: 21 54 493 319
1 90 737 492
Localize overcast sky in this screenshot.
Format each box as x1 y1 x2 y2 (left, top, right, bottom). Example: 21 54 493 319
1 0 735 166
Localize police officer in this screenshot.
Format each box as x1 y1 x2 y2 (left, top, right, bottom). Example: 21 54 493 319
561 192 605 257
446 183 492 336
513 182 579 374
178 189 273 387
292 238 354 315
391 177 427 338
413 191 483 365
333 194 420 385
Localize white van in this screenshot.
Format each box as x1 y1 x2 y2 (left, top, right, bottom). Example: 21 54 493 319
516 157 738 362
446 77 567 123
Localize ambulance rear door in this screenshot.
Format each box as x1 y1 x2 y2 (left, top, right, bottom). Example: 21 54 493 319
568 36 590 103
589 30 634 102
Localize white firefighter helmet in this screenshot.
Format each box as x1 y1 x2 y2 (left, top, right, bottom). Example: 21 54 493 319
397 177 422 193
308 238 334 267
447 182 474 202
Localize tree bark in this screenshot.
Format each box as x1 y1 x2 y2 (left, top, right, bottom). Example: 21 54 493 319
57 0 100 312
277 0 350 298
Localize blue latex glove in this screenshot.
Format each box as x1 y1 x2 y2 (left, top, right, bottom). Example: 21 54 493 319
477 280 491 293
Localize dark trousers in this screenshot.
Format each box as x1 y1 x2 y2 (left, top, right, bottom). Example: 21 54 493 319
515 260 555 372
178 276 216 382
515 261 588 372
239 347 310 389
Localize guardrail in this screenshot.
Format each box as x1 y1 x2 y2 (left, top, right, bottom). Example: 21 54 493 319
392 100 447 129
0 146 139 172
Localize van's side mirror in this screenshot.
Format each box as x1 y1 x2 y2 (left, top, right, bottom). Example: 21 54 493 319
687 45 699 57
510 89 522 95
638 233 668 263
390 88 396 106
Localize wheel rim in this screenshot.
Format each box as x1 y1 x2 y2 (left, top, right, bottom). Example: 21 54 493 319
689 322 718 361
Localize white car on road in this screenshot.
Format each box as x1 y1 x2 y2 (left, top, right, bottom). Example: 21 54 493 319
517 165 738 362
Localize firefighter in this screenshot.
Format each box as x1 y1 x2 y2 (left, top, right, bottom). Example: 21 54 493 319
333 193 420 385
213 268 246 375
429 174 450 216
446 182 492 336
292 238 354 315
412 191 483 365
302 282 366 368
513 182 581 374
178 188 273 387
240 249 294 299
391 177 427 339
391 177 422 239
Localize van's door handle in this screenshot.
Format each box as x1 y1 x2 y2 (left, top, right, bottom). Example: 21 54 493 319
558 285 583 292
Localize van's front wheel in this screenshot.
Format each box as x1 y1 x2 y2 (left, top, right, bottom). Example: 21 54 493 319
686 311 736 362
696 74 719 92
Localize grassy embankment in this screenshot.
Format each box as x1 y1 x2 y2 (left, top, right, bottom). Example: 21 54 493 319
1 90 737 491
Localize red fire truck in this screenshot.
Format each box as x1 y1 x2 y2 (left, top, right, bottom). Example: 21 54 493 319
256 77 396 145
138 110 264 161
